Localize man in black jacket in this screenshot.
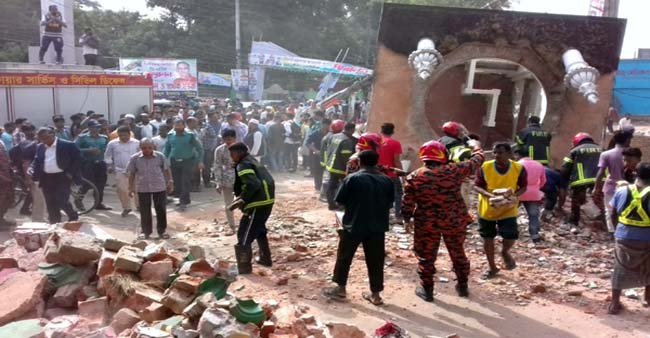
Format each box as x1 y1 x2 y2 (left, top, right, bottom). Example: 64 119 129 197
323 150 395 305
515 116 552 165
31 127 82 224
229 142 275 274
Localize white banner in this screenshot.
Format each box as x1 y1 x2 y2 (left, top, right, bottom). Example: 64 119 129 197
248 66 265 101
119 58 198 93
231 69 249 93
249 53 372 77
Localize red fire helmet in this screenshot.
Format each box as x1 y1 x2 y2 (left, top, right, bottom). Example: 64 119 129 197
330 120 345 134
442 121 462 138
572 132 593 147
357 133 382 151
419 140 448 163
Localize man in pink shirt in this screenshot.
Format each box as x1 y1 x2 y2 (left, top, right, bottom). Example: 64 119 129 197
515 147 546 243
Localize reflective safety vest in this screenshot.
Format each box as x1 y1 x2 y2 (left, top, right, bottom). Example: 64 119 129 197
439 136 471 163
562 143 601 188
618 185 650 227
234 155 275 210
478 160 523 221
325 133 356 175
320 132 334 167
516 125 551 165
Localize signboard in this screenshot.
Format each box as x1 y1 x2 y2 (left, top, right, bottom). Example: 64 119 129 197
231 69 249 93
248 53 372 78
248 67 265 101
0 73 152 87
198 72 231 87
119 58 198 96
614 60 650 116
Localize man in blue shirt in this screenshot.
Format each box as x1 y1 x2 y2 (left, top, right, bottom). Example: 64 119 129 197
75 120 110 211
608 162 650 314
1 122 15 152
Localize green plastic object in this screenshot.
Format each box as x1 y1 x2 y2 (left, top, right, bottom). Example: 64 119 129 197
231 298 265 325
38 263 83 288
198 277 230 300
0 319 44 337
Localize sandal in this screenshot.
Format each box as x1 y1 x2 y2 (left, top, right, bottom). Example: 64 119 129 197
137 233 150 240
362 292 384 306
607 302 624 315
158 233 170 239
322 286 347 301
482 269 500 279
502 253 517 270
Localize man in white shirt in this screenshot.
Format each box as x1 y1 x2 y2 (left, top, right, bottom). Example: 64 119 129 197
619 114 633 131
105 126 141 216
152 125 169 152
78 28 99 66
138 113 157 140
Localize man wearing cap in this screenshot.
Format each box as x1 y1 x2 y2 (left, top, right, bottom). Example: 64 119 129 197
52 115 72 141
75 120 111 211
244 119 265 162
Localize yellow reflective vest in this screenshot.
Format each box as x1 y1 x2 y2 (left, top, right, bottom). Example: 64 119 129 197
478 160 523 221
618 185 650 227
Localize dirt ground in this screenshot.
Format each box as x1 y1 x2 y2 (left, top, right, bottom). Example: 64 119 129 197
3 171 650 338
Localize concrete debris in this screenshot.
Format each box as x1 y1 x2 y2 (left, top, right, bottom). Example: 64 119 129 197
161 287 195 315
44 231 102 266
103 238 130 252
43 314 80 337
51 282 84 309
0 257 18 269
77 296 109 329
0 271 47 326
326 322 367 338
114 246 144 273
172 274 204 294
110 308 141 334
98 249 117 278
139 259 174 288
139 302 173 323
12 222 56 252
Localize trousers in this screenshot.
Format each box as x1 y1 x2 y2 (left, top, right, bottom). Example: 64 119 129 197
39 36 63 62
326 172 345 208
392 177 403 217
81 161 107 205
138 191 167 236
30 181 46 222
222 187 236 231
83 54 98 66
332 230 385 293
237 205 273 246
116 173 135 210
311 154 324 191
523 201 542 240
171 158 194 205
40 173 78 224
414 225 469 288
202 149 215 186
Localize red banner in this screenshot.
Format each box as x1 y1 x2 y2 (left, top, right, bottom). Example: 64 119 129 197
0 73 153 87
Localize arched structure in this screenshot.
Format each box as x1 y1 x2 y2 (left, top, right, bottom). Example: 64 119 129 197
368 4 626 166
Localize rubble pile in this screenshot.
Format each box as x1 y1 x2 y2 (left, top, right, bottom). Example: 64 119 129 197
0 221 375 338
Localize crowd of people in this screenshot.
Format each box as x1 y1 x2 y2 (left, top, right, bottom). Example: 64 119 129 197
0 102 647 315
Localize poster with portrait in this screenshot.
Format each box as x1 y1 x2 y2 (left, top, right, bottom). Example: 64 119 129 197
119 58 198 96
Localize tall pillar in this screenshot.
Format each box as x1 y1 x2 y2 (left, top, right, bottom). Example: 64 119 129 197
35 0 77 64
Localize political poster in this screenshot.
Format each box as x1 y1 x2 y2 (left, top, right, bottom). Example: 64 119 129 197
198 72 231 87
120 58 198 96
231 69 249 94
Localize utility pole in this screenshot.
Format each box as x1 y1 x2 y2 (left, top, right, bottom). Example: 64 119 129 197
235 0 242 69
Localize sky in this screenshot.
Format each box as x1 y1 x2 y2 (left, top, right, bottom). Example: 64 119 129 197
96 0 648 59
